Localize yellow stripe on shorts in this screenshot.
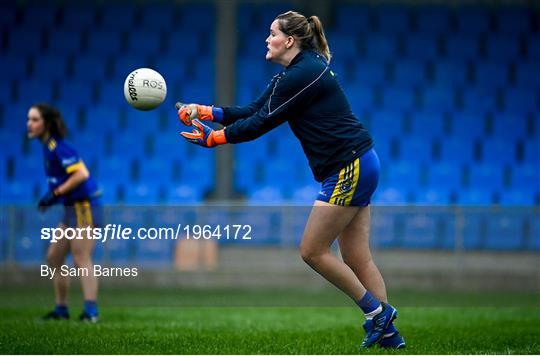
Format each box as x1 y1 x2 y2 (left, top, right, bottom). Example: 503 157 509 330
75 200 93 228
329 158 360 206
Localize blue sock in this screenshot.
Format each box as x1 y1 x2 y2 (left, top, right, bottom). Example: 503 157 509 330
356 291 381 314
54 304 69 317
84 300 98 316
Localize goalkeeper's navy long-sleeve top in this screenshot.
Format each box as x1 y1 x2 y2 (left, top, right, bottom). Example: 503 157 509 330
222 49 374 182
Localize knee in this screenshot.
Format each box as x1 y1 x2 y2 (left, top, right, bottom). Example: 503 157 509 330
46 251 63 268
299 240 325 266
72 252 92 268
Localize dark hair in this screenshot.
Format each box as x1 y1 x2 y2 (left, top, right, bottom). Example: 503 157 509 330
275 10 331 63
32 103 68 139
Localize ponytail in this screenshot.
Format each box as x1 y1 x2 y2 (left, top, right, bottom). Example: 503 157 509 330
276 11 332 63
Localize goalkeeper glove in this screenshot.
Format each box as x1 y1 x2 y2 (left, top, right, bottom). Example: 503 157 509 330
176 102 214 126
180 119 227 148
38 189 60 212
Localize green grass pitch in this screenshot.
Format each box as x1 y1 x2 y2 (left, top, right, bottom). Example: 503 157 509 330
1 286 539 354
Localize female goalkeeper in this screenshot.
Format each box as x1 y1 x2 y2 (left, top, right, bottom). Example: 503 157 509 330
27 103 101 322
177 11 404 349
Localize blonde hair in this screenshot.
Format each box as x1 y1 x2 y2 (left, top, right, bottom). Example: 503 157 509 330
276 11 331 63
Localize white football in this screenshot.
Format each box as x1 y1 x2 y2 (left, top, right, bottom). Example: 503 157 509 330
123 68 167 111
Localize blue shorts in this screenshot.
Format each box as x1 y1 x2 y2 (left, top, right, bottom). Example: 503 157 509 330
316 148 380 207
62 198 103 228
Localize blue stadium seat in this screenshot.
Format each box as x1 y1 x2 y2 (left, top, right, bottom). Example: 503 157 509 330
97 80 127 108
139 3 175 31
99 3 136 30
125 30 162 55
1 180 39 205
291 184 319 204
238 31 269 59
99 157 131 184
473 61 510 88
177 4 215 32
69 132 105 163
47 29 83 55
13 157 43 182
420 86 456 111
404 33 440 60
342 83 375 113
138 159 173 185
527 35 540 61
112 56 153 81
372 187 407 205
491 113 529 140
427 162 463 192
236 58 274 87
124 107 162 132
460 87 499 114
444 34 480 61
135 238 174 266
391 59 427 88
458 188 494 205
0 3 17 28
499 189 535 206
83 106 120 133
21 4 58 29
181 82 214 104
60 4 97 29
415 6 451 34
328 33 361 58
451 112 487 142
381 86 416 112
86 30 122 55
386 160 421 191
484 34 522 62
397 137 433 163
0 54 29 81
468 162 504 191
17 79 55 104
511 163 539 193
438 136 477 163
190 57 214 83
410 110 446 137
154 56 189 82
503 88 538 114
414 188 449 205
522 139 539 163
364 33 399 60
353 60 387 86
495 8 532 34
8 29 44 55
56 81 95 108
0 82 14 105
485 215 525 250
374 5 411 33
455 8 490 35
481 138 516 165
180 157 215 192
123 183 160 204
433 60 469 87
32 54 68 81
167 184 203 204
72 55 109 81
370 110 404 140
248 186 284 205
334 4 373 33
515 61 540 89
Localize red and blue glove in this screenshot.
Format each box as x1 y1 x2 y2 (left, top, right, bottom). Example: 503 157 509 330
180 119 227 148
38 189 59 212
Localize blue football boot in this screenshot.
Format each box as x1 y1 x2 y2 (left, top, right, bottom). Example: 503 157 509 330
360 302 398 348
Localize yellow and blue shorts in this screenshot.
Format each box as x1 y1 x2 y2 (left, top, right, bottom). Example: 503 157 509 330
317 148 380 207
62 198 103 228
